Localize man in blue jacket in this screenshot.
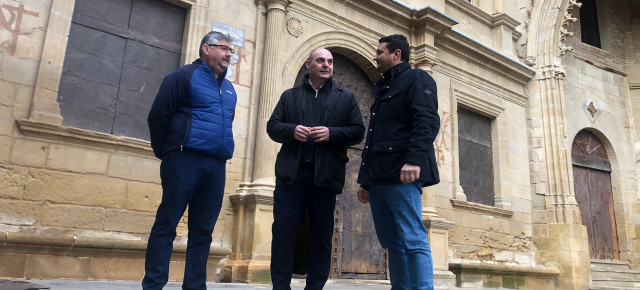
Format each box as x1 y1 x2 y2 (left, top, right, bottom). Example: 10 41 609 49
357 34 440 290
143 31 237 290
267 48 365 290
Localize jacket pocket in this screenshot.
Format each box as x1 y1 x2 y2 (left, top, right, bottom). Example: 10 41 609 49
373 140 407 153
370 140 407 181
181 117 191 144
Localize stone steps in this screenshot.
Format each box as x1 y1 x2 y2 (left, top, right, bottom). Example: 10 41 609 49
591 259 640 289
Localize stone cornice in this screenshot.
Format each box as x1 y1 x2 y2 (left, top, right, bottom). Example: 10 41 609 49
450 199 514 217
491 12 522 40
452 79 510 111
2 231 231 256
289 1 386 46
629 82 640 90
437 30 535 85
413 6 459 35
16 119 153 156
446 0 491 25
437 63 527 106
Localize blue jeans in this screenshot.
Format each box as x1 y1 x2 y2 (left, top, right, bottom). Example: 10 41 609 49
142 151 226 290
368 183 434 290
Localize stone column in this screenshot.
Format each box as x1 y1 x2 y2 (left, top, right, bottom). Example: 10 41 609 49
527 1 590 289
223 0 288 284
411 9 458 288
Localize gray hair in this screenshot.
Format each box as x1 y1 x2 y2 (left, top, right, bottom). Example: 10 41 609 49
199 31 234 58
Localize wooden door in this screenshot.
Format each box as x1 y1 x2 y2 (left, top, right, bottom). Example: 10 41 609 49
572 130 618 260
294 52 386 279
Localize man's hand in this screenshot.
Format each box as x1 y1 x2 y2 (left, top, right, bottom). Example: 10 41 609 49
400 163 420 184
357 187 369 204
310 126 330 142
294 125 311 142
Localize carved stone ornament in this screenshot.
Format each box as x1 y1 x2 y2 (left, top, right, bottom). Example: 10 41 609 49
286 17 303 38
583 98 601 123
559 0 583 55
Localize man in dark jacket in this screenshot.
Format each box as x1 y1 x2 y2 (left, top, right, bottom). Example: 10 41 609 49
357 34 440 290
267 48 365 290
143 31 237 290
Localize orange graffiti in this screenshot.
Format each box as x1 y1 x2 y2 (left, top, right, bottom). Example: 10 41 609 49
434 111 451 167
229 39 255 88
0 3 39 56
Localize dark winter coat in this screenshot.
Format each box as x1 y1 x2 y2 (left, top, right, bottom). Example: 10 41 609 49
267 76 365 193
357 62 440 188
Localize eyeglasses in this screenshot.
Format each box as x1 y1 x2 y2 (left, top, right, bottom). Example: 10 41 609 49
207 44 236 54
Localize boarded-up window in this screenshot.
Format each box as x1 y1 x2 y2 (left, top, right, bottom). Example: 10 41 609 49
458 107 494 206
58 0 186 140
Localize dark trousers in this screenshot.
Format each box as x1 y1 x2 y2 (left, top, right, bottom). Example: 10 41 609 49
142 151 226 290
271 163 337 290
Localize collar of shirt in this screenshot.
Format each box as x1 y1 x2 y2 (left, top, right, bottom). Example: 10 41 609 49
307 79 325 98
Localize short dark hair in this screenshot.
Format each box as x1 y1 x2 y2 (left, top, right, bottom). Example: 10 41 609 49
379 34 410 62
199 31 234 58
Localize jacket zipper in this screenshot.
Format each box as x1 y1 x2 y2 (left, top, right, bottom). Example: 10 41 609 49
218 87 226 156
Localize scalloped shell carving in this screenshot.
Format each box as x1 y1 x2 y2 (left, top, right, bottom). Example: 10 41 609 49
286 17 303 38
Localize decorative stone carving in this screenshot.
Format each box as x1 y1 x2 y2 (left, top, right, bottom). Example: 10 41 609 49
559 0 582 55
583 98 601 124
286 17 303 37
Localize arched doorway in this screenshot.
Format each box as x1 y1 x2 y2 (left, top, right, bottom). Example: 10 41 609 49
293 51 386 279
572 129 619 260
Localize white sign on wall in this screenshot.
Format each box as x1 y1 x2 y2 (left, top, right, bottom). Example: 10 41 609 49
212 20 245 48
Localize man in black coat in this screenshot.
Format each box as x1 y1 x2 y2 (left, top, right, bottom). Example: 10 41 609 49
267 48 365 290
357 34 440 290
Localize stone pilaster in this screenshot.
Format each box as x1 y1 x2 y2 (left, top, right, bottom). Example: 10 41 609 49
28 0 75 125
224 0 289 283
527 1 590 289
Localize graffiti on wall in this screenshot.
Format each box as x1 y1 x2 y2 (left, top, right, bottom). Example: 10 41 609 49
434 111 451 167
226 39 255 88
1 3 39 56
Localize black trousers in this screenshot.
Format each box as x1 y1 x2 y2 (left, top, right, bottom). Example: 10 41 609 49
271 163 337 290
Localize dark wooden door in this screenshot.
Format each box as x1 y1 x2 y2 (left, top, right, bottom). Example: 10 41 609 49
572 130 618 260
294 52 386 279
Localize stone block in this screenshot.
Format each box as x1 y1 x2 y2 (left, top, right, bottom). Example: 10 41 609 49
532 224 548 237
0 199 42 225
0 135 12 163
168 260 186 281
13 85 34 120
107 154 160 183
494 250 514 262
24 255 92 279
10 138 48 167
46 145 109 174
0 252 27 278
460 273 483 288
124 182 162 212
0 165 29 199
0 82 17 106
0 105 15 136
89 257 145 280
25 169 126 208
41 204 106 229
103 210 155 234
2 55 39 86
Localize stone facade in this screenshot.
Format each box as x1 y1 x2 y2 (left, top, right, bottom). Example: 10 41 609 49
1 0 639 289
